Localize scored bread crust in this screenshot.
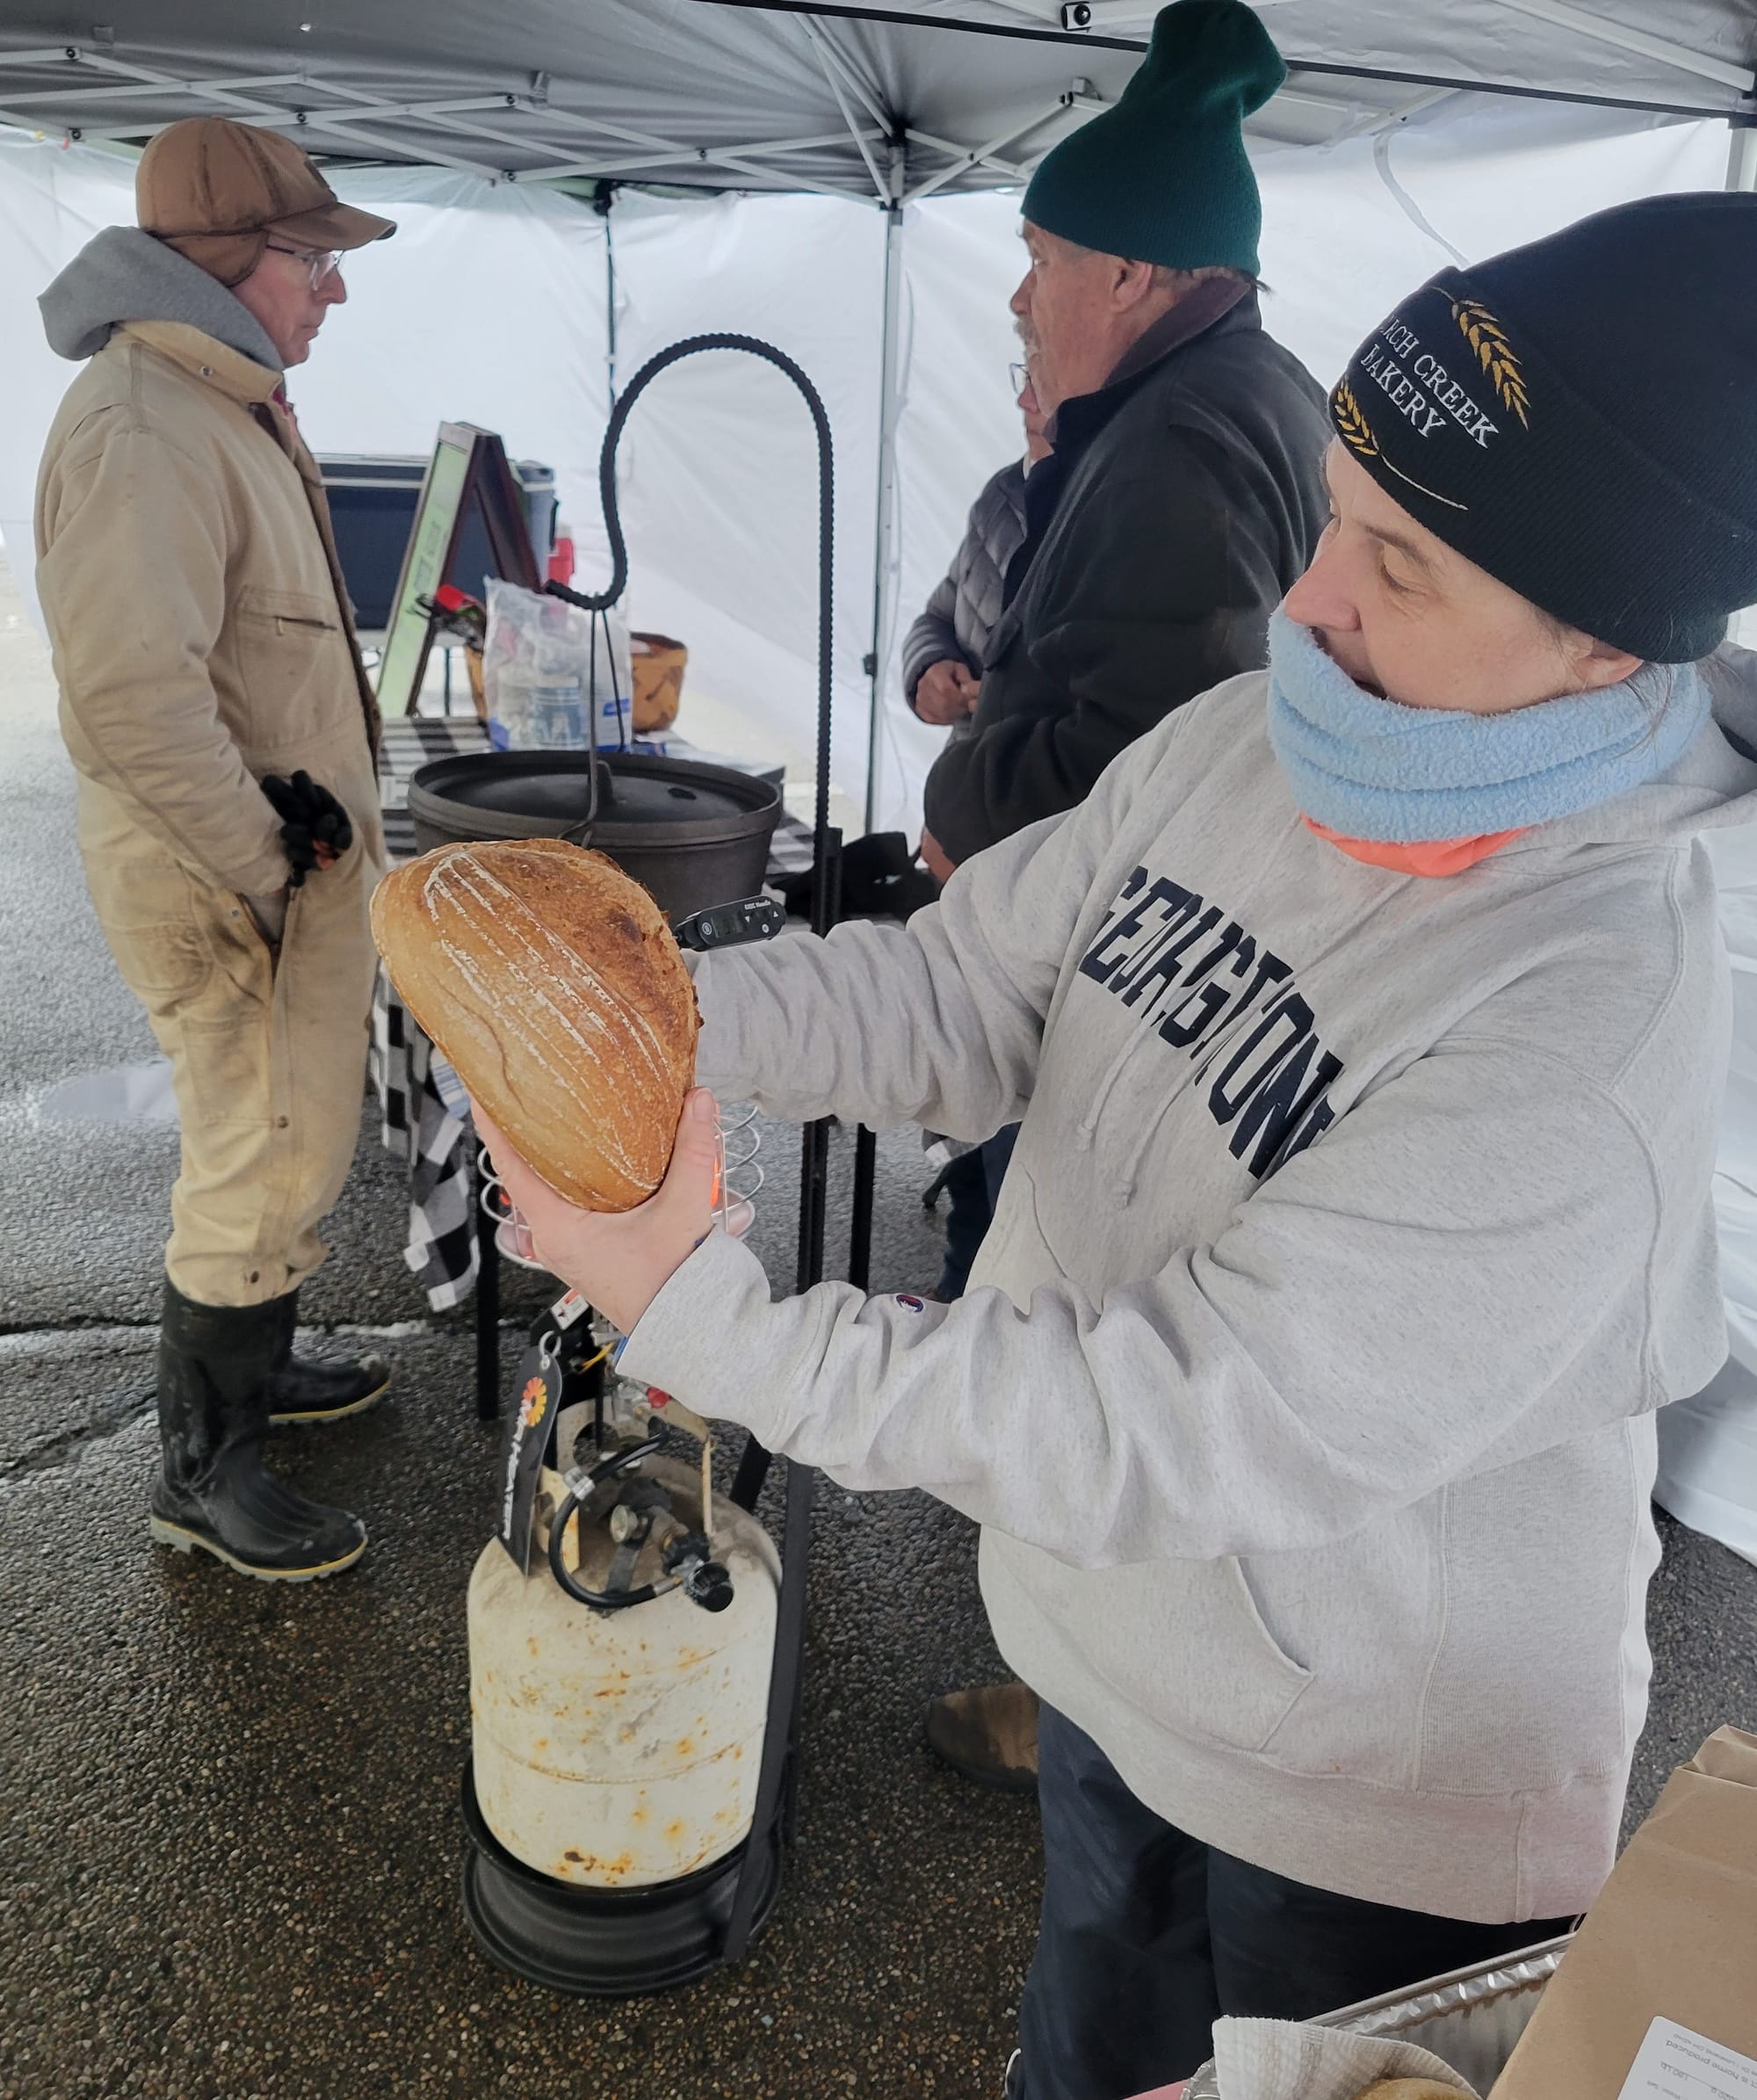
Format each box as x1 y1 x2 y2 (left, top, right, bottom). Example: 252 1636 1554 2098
370 838 700 1212
1351 2082 1464 2098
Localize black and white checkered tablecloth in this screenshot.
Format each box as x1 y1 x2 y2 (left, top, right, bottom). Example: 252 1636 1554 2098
370 716 813 1309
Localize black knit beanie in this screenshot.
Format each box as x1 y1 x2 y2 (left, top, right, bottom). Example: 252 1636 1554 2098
1331 192 1757 663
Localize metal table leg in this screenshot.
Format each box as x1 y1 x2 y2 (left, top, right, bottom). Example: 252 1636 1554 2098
849 1123 877 1293
475 1195 500 1421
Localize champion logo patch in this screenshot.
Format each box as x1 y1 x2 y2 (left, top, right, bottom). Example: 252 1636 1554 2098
893 1293 928 1314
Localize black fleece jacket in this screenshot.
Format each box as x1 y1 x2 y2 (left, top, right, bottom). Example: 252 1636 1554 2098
922 291 1330 864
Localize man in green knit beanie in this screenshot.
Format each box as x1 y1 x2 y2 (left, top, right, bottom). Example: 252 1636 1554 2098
922 0 1331 1859
922 0 1325 870
1023 0 1277 285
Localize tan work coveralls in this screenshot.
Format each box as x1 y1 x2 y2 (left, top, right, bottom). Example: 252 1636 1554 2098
35 320 386 1307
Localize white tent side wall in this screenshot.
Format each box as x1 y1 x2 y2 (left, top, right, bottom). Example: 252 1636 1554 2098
606 189 888 817
0 144 618 611
0 99 1742 836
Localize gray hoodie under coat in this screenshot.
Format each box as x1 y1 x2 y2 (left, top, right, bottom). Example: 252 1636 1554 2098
40 225 283 371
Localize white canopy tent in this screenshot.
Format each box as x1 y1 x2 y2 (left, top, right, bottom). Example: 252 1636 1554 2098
0 1 1750 828
0 1 1751 191
1 3 1755 1556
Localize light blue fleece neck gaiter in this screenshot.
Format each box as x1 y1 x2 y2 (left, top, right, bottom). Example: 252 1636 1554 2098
1265 609 1710 844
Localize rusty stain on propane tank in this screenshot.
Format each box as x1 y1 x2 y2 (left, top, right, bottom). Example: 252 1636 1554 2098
556 1849 635 1882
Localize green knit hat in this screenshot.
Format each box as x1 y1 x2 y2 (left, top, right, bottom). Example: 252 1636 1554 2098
1023 0 1283 275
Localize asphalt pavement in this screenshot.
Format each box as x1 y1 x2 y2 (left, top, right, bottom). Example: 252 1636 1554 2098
3 549 1755 2100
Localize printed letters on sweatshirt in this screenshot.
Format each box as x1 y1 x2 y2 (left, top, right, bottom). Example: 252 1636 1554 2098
1079 865 1343 1177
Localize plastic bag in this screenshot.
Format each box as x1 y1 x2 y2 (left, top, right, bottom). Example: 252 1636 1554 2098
483 578 633 752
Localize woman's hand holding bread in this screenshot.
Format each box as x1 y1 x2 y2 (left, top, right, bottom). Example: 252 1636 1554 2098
372 837 719 1332
473 1090 719 1336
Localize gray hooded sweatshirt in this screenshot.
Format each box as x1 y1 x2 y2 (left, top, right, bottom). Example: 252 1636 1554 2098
620 666 1757 1924
40 225 281 370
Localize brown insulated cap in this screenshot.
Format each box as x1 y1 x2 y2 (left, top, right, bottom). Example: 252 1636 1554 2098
137 116 394 284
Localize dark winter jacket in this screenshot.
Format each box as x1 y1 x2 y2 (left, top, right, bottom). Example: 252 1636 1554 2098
901 459 1029 749
922 286 1330 864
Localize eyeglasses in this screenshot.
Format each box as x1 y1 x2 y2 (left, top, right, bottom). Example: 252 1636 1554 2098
264 242 343 292
1009 361 1029 395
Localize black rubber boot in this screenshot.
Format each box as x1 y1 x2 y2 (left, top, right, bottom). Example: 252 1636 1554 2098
266 1291 391 1428
148 1283 367 1582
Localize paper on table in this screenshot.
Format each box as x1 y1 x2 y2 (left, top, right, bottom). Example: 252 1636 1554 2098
1616 2017 1757 2100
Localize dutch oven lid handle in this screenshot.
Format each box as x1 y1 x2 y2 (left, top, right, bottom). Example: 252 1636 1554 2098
560 757 611 847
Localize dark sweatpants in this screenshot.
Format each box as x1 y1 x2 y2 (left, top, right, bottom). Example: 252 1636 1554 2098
1017 1705 1573 2099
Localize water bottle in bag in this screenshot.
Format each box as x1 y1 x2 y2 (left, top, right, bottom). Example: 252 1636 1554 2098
485 581 633 752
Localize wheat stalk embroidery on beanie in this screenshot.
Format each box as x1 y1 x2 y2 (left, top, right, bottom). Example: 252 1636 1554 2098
1329 191 1757 661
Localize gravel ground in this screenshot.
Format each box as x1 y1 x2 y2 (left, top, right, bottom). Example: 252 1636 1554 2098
0 551 1037 2100
3 547 1755 2099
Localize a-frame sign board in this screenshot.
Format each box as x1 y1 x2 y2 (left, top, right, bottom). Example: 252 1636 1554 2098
376 423 540 718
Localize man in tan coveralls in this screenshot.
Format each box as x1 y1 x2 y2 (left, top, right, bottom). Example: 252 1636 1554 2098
35 119 395 1582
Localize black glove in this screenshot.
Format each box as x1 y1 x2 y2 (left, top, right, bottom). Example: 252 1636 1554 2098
260 771 353 890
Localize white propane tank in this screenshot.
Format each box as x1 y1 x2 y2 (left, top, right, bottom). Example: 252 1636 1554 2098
468 1454 779 1890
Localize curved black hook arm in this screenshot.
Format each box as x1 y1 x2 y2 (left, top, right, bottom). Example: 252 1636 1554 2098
545 332 836 927
542 334 837 1970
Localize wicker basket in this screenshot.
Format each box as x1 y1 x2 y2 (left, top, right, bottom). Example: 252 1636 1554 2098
631 632 688 734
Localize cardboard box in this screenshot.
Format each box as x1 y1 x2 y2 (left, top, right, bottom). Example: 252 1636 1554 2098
1491 1727 1757 2098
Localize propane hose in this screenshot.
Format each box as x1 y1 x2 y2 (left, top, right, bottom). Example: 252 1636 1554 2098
547 1433 734 1614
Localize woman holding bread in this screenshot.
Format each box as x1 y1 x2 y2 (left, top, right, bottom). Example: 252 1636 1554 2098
458 198 1757 2096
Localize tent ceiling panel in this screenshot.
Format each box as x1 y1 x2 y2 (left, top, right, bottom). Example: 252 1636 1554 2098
0 2 1115 198
831 1 1755 112
0 1 1746 201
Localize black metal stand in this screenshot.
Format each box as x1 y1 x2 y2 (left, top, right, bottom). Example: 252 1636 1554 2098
474 1198 501 1422
849 1125 878 1294
460 1760 784 1997
463 332 861 1994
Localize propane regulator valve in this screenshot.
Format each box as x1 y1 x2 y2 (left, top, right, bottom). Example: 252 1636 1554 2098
547 1428 734 1617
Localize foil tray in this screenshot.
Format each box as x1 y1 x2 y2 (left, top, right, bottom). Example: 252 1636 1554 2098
1182 1932 1573 2100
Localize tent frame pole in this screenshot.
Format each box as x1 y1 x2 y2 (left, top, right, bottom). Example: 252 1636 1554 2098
1731 118 1757 193
604 192 618 414
864 142 907 834
903 92 1078 204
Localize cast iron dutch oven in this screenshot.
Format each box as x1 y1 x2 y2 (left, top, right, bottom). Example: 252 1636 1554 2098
405 749 781 922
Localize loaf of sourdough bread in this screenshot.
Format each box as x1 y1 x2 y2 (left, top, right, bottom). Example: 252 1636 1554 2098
370 838 699 1211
